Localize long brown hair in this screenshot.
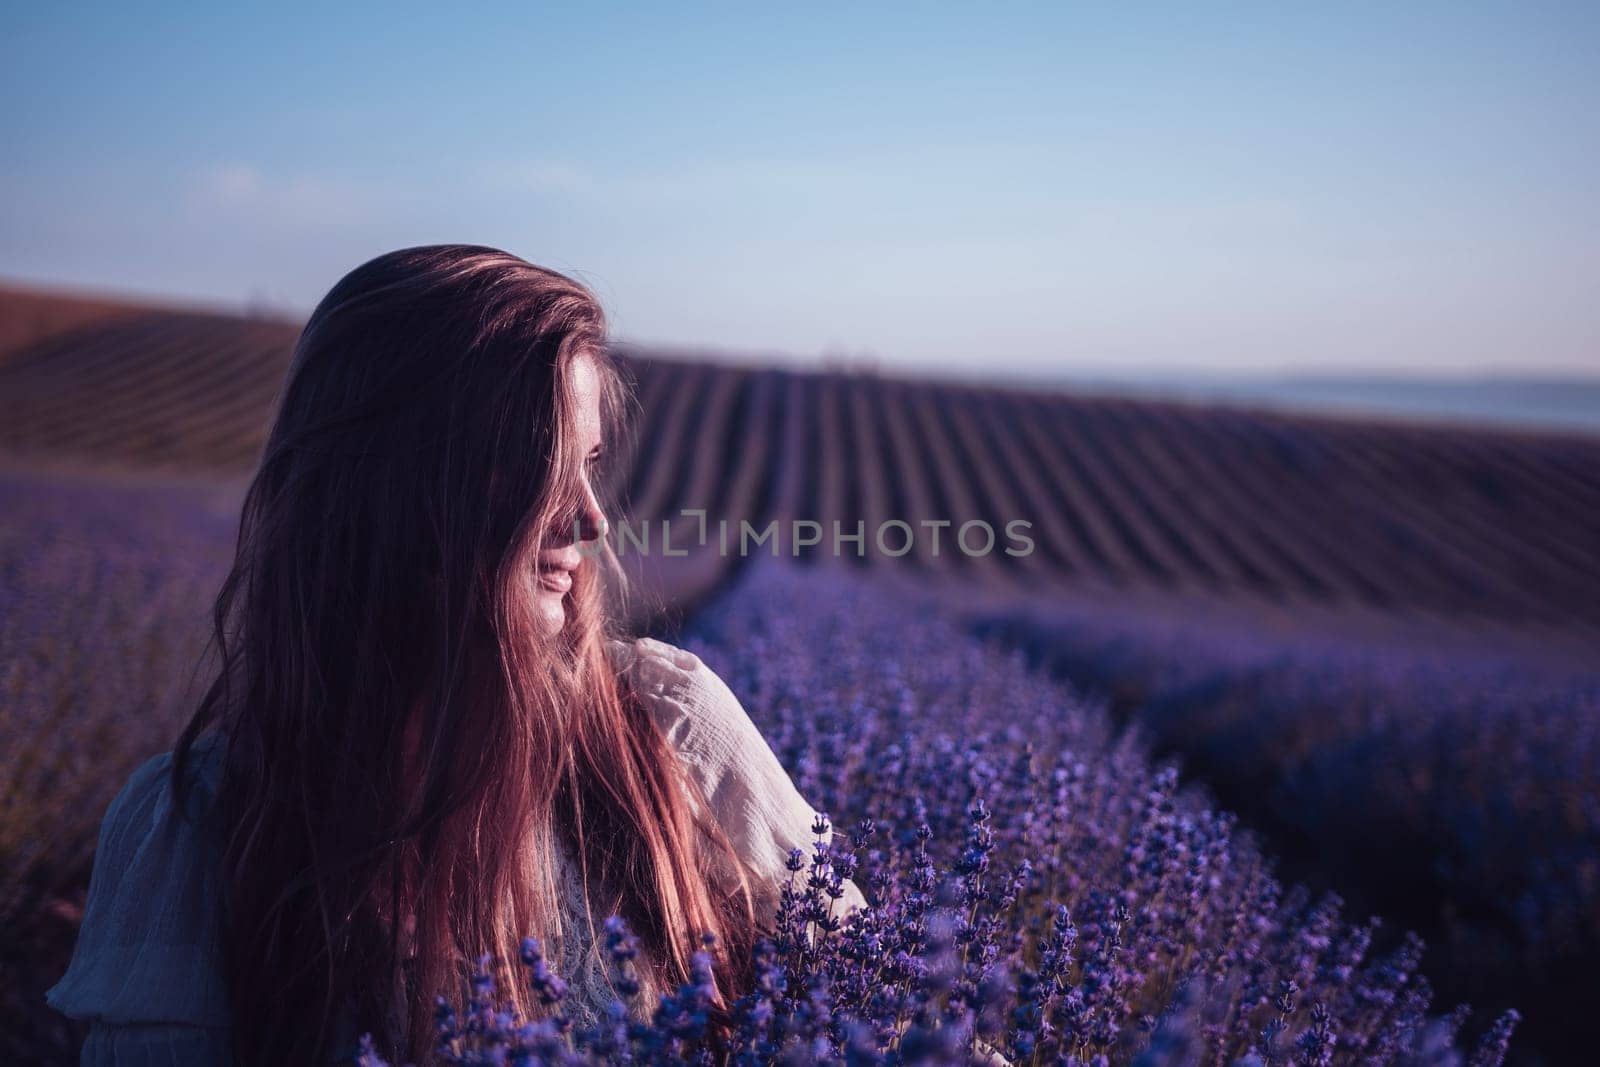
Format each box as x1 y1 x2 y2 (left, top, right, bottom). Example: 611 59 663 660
169 245 764 1065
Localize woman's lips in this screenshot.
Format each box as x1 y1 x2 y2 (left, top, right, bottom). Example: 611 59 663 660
537 567 574 594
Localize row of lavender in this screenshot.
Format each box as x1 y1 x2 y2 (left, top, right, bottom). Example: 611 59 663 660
966 597 1598 1063
11 309 1600 630
396 560 1519 1065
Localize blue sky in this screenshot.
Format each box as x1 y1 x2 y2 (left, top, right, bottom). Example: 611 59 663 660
3 2 1597 377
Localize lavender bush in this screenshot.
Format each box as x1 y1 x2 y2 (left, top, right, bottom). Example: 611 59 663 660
967 596 1598 1060
365 559 1516 1066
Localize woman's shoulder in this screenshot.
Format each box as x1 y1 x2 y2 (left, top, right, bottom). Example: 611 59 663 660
92 733 229 853
604 635 837 864
45 733 232 1029
606 635 747 745
606 634 707 684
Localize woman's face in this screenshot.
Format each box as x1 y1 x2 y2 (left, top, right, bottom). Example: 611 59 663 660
531 355 608 638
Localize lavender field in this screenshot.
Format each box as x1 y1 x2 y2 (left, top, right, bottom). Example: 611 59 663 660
963 594 1599 1060
2 289 1597 1063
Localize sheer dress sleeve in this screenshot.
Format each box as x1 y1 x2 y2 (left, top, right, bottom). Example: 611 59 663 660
613 636 870 928
44 743 238 1065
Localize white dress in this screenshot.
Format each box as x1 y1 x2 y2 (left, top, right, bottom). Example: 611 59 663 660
44 636 866 1065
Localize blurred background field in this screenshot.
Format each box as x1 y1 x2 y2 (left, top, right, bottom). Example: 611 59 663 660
4 4 1599 1063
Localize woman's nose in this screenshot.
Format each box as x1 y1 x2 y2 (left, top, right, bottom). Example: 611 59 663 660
576 482 608 543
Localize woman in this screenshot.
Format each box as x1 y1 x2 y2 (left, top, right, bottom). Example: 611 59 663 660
45 245 866 1065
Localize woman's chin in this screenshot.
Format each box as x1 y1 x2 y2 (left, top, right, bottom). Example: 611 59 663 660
533 593 568 637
